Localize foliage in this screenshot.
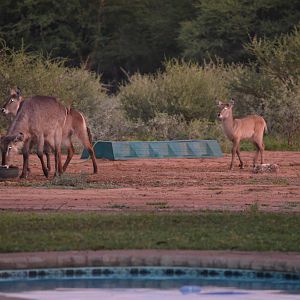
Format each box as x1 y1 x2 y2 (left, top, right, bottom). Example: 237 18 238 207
229 26 300 144
0 45 108 139
119 60 230 123
246 27 300 87
0 211 299 252
1 24 300 148
0 0 103 66
187 119 231 151
1 0 299 86
0 0 195 85
146 113 188 141
178 0 300 63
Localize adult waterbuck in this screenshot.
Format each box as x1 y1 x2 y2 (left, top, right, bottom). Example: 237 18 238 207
217 99 267 170
1 95 67 178
1 88 98 174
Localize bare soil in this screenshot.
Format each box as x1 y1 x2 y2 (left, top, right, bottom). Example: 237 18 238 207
0 151 299 212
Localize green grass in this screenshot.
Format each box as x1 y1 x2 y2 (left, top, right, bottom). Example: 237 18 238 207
0 211 299 253
223 136 300 152
18 173 121 190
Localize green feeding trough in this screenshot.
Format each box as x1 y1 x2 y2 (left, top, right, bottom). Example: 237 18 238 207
81 140 223 161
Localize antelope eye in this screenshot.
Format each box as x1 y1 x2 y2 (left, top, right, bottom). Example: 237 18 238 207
10 98 14 102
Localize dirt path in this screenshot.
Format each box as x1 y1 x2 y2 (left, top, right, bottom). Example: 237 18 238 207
0 151 299 212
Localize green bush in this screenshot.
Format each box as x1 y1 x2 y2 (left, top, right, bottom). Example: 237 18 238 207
0 45 108 140
119 59 231 123
228 26 300 146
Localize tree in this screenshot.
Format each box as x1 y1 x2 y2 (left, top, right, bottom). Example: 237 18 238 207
0 0 103 66
178 0 300 63
0 0 194 87
229 26 300 144
93 0 194 84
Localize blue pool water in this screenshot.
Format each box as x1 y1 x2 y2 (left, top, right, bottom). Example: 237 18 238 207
0 267 299 299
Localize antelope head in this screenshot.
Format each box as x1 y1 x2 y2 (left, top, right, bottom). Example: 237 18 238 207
217 99 235 121
1 87 23 116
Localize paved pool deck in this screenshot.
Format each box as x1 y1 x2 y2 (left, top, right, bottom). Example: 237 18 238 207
0 250 300 273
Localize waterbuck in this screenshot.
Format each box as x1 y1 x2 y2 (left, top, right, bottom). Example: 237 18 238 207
217 99 267 170
1 88 98 174
1 95 67 178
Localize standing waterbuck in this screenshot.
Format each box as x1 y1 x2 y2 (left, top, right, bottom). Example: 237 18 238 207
1 88 98 174
217 99 267 170
0 95 67 178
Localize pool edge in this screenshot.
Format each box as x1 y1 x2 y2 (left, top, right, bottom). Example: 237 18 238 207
0 250 300 273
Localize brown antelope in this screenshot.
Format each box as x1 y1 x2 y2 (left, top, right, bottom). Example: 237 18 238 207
1 95 67 178
217 99 267 170
1 88 98 174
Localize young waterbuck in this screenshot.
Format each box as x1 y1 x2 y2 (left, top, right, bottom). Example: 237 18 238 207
217 99 267 170
1 88 98 174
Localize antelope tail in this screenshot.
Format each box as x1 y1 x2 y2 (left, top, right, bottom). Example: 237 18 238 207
87 127 93 145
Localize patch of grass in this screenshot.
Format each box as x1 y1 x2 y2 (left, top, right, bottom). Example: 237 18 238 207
146 201 170 209
264 135 300 151
247 177 290 186
281 202 300 210
0 211 299 253
18 173 121 190
225 136 300 152
247 201 261 214
107 204 130 209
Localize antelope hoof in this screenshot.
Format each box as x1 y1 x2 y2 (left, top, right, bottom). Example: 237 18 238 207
20 173 28 179
239 164 244 169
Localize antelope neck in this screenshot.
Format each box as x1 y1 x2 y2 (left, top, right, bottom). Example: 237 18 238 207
222 115 235 141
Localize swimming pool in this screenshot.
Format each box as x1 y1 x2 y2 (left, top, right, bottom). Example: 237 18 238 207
0 266 299 299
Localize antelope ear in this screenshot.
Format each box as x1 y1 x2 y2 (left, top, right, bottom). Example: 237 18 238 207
217 100 224 107
15 132 24 142
16 87 21 97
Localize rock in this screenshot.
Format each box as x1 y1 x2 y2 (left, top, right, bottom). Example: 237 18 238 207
253 164 279 174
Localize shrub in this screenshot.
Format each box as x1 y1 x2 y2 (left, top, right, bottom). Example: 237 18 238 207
0 44 108 139
147 113 188 140
119 59 231 123
228 27 300 145
187 119 231 152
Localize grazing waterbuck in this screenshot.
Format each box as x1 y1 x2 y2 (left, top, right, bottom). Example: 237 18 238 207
1 88 98 174
217 99 267 170
1 95 67 178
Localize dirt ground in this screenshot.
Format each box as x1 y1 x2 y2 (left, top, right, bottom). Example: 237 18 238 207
0 151 299 212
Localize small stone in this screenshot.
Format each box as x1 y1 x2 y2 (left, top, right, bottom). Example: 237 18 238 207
253 164 279 174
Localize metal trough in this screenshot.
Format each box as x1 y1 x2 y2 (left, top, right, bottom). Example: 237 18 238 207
81 140 223 161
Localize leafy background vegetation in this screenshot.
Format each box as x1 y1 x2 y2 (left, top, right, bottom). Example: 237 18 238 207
0 0 300 150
